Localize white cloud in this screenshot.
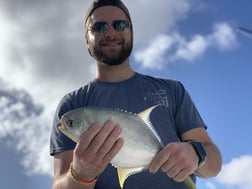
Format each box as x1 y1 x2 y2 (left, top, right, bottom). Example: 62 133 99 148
0 0 94 112
217 155 252 189
134 22 237 69
0 80 53 176
210 22 238 50
175 34 209 62
134 22 238 69
206 182 216 189
127 0 191 46
134 34 178 69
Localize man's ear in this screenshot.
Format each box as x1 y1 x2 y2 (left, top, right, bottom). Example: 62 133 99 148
85 33 89 47
85 33 93 57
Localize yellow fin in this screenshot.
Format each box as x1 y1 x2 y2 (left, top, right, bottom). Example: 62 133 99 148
137 105 159 121
137 105 163 145
117 167 145 188
184 176 197 189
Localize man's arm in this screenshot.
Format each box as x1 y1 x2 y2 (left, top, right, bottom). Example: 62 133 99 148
52 150 96 189
52 121 124 189
149 127 222 182
182 127 222 178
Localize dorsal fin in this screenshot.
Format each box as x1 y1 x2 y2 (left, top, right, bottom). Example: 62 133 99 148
137 105 158 122
137 105 163 145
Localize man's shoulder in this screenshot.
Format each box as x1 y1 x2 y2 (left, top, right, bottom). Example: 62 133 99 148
66 81 94 98
137 73 181 87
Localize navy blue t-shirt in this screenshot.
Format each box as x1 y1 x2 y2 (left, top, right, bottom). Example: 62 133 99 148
50 73 206 189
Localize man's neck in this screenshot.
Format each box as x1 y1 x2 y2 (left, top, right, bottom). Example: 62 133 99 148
96 61 135 83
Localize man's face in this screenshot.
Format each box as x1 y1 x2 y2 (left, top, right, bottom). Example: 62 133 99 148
85 6 133 66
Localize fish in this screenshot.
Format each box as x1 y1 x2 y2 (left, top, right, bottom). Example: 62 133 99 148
59 105 197 189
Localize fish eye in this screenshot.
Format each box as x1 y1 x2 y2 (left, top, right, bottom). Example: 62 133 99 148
66 119 75 128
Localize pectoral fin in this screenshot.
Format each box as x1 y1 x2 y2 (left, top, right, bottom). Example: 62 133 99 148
117 167 145 188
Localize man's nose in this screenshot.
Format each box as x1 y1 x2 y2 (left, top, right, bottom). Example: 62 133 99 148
104 26 118 38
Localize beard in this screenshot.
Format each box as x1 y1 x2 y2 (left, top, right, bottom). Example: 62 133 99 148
90 37 133 66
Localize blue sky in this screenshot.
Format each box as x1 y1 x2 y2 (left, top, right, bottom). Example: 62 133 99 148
0 0 251 189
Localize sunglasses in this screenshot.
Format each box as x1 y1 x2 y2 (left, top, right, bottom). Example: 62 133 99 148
88 20 130 33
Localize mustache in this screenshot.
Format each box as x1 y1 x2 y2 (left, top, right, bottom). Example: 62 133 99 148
101 37 124 44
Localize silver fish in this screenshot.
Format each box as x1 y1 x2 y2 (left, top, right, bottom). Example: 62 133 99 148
59 105 196 189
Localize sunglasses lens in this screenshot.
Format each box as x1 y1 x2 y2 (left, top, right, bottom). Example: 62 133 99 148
91 22 108 33
90 20 130 33
113 20 130 32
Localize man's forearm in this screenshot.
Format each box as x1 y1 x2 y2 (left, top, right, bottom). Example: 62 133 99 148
52 173 96 189
195 142 222 178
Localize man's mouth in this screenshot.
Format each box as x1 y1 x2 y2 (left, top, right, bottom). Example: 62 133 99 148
103 42 122 47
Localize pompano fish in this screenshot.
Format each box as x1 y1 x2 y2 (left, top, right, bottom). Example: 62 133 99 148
59 105 196 189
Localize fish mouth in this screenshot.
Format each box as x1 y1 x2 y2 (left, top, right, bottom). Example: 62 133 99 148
59 118 67 132
58 124 66 131
58 122 70 140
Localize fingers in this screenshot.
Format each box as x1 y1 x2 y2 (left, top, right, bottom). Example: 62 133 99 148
102 136 124 163
73 120 124 179
76 122 103 150
76 120 123 157
88 121 122 155
149 145 172 173
149 143 197 182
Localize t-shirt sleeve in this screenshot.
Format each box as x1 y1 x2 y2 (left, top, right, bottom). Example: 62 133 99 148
174 81 207 135
50 94 77 156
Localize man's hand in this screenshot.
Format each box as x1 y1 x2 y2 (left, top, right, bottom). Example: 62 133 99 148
148 142 199 182
72 121 124 181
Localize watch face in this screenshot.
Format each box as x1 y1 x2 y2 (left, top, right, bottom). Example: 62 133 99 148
193 141 207 166
186 140 207 167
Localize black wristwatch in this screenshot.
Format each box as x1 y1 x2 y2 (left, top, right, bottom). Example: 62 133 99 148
185 139 207 168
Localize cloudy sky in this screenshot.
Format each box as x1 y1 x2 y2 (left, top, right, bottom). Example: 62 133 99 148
0 0 252 188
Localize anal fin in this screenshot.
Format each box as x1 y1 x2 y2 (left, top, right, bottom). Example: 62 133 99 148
184 176 197 189
117 167 145 188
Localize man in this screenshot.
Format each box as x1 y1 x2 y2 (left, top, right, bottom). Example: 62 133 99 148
50 0 222 189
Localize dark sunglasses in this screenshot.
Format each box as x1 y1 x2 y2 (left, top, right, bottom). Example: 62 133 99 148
88 20 130 33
